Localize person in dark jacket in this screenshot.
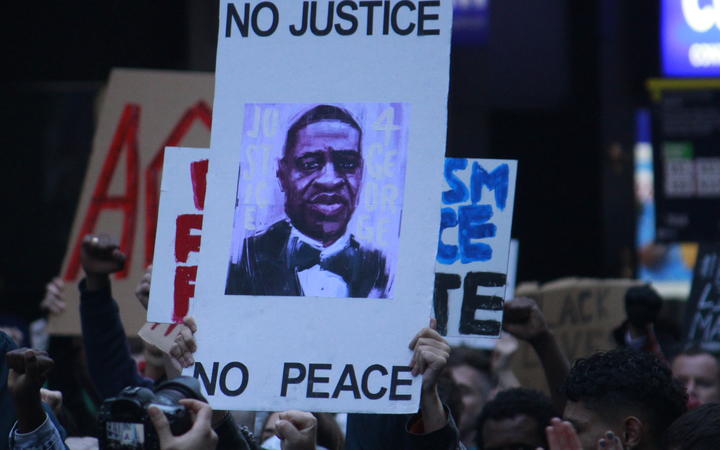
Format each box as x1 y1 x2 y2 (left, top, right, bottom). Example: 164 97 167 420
78 233 260 450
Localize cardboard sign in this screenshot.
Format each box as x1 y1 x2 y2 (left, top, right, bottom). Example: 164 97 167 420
510 278 640 393
684 244 720 352
53 69 213 335
138 322 184 356
147 148 209 323
433 158 517 348
187 1 453 413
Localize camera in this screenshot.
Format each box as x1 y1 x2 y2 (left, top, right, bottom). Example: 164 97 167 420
98 376 205 450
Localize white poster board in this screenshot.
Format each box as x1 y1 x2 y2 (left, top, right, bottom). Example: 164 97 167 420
188 1 453 413
148 147 209 323
433 158 517 348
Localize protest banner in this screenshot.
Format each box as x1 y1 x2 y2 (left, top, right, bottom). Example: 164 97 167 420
147 147 209 323
186 1 453 413
510 278 640 393
684 244 720 352
53 69 213 335
433 158 517 349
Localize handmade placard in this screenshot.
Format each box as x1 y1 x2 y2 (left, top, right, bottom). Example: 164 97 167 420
147 147 209 323
187 0 453 413
433 158 517 348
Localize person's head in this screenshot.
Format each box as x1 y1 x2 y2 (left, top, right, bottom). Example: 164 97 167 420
664 402 720 450
671 347 720 407
475 388 557 450
278 105 363 246
561 348 687 450
447 347 495 440
625 285 662 329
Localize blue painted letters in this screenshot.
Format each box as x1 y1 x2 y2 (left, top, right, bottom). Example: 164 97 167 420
459 205 495 262
471 162 508 210
442 158 469 204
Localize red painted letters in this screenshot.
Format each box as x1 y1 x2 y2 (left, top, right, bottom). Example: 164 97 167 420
64 104 140 281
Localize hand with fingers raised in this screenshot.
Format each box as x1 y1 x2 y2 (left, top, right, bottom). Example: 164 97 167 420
543 418 582 450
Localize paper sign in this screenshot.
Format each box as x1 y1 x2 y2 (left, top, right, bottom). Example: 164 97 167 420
510 278 640 393
433 158 517 348
53 69 213 336
187 1 453 413
147 148 209 323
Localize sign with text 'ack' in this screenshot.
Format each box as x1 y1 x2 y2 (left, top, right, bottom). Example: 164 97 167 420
187 1 453 413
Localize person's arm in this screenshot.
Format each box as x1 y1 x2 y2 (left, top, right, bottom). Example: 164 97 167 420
403 320 461 450
344 321 460 450
408 320 451 433
503 297 570 412
6 348 66 450
79 234 153 399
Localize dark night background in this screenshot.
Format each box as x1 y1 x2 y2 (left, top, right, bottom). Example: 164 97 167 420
1 0 660 320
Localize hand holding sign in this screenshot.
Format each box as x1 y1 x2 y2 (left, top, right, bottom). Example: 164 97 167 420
409 319 450 392
80 234 126 291
408 319 451 433
170 317 198 369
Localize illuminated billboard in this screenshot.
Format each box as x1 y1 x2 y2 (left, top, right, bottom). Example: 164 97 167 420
662 0 720 77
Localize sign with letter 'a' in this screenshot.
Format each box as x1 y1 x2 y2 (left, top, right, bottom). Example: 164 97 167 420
187 1 453 413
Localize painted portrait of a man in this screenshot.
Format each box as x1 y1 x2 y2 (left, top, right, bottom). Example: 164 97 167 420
225 103 408 298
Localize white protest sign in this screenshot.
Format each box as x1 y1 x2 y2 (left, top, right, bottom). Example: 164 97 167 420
147 147 209 323
433 158 517 348
188 1 453 413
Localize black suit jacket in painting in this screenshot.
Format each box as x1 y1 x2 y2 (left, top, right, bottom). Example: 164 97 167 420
225 220 390 298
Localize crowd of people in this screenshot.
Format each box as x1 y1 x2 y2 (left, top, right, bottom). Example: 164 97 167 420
1 234 719 450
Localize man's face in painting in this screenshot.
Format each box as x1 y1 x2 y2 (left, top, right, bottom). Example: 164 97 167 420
278 119 363 246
